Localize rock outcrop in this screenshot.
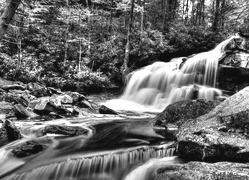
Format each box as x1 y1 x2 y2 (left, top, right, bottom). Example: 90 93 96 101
43 125 89 136
12 140 45 158
0 120 22 147
99 105 118 115
153 99 221 127
14 104 39 119
155 161 249 180
218 34 249 94
177 86 249 162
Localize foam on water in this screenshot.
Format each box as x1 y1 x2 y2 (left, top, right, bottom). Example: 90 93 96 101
123 156 182 180
1 144 175 180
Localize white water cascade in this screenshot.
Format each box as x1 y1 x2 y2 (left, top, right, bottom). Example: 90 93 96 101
124 156 183 180
105 36 238 111
0 119 177 180
1 144 175 180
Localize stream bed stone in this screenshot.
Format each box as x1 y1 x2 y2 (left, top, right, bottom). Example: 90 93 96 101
155 161 249 180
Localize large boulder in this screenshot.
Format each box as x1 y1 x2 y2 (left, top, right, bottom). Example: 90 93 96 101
153 99 221 127
66 91 86 104
155 161 249 180
33 98 57 115
0 120 22 147
0 92 29 107
12 140 45 158
43 125 89 136
59 94 73 104
48 95 62 107
27 83 51 98
77 99 93 109
99 105 118 115
4 120 22 141
66 92 93 109
177 86 249 162
0 125 8 146
14 104 39 119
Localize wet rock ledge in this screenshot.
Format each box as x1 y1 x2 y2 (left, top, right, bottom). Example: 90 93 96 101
176 87 249 162
154 87 249 162
153 86 249 180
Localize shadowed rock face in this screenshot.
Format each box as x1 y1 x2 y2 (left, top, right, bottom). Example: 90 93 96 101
217 34 249 94
99 105 118 115
0 120 22 147
155 161 249 180
177 86 249 162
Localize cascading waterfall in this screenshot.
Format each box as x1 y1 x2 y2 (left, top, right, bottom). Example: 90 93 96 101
105 36 238 111
1 144 175 180
180 35 236 87
124 156 183 180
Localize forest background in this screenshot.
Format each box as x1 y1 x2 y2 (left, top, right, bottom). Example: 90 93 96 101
0 0 248 94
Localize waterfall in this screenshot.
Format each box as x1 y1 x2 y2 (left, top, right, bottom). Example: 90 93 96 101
1 144 175 180
105 36 238 111
123 156 183 180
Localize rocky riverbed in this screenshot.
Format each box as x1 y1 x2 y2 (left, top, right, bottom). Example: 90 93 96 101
3 76 249 179
0 77 125 149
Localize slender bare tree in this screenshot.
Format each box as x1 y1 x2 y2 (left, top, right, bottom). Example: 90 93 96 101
122 0 135 81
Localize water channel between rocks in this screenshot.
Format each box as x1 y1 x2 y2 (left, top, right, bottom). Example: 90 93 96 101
0 116 181 180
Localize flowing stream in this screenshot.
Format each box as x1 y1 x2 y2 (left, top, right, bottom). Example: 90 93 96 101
0 36 238 180
0 118 177 180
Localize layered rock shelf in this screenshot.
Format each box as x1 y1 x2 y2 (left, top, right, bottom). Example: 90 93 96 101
153 86 249 179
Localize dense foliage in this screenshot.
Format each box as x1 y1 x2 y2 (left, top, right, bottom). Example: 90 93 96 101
0 0 248 93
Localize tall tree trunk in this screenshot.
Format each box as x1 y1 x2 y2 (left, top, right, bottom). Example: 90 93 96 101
190 0 196 24
185 0 189 24
141 0 145 36
165 0 178 31
78 39 82 74
198 1 203 25
202 0 205 25
213 0 220 32
196 2 200 25
122 0 135 82
64 0 70 65
211 0 215 23
182 0 185 23
78 10 82 74
162 0 166 31
0 0 22 40
220 0 225 30
173 0 178 20
15 30 21 77
108 0 114 33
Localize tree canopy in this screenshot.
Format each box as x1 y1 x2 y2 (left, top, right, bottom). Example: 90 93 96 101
0 0 248 92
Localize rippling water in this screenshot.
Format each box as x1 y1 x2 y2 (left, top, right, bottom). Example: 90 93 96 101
0 118 178 180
